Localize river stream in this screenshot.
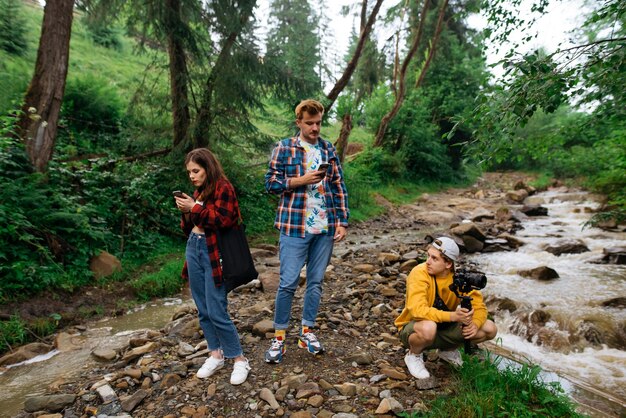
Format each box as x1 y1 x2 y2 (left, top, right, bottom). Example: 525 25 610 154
469 189 626 414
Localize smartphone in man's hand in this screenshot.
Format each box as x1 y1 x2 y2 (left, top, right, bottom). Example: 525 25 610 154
317 163 330 172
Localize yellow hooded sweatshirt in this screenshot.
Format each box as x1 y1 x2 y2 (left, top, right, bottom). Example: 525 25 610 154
394 262 488 331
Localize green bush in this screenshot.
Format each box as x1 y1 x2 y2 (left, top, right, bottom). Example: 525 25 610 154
131 259 184 301
0 114 185 301
85 21 123 51
62 74 125 132
0 0 27 55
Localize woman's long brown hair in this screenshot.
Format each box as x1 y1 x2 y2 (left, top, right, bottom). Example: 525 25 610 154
184 148 227 202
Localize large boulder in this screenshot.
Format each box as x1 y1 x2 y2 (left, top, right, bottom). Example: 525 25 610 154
544 240 590 256
518 266 559 281
599 247 626 264
450 222 487 241
258 270 280 292
520 205 548 216
506 189 529 203
0 342 52 366
23 394 76 413
89 251 122 279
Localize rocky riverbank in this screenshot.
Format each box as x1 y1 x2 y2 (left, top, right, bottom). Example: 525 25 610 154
7 172 624 418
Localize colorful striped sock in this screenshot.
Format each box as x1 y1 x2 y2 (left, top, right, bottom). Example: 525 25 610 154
274 329 286 339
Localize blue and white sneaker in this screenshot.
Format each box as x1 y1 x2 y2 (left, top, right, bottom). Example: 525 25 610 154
298 331 324 355
265 337 286 363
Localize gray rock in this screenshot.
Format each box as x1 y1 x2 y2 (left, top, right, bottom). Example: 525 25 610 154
92 348 117 361
96 384 118 403
518 266 559 281
121 389 149 412
602 297 626 308
544 240 590 255
450 222 487 241
345 352 373 365
0 342 52 366
520 205 548 216
259 387 280 409
252 319 274 336
23 394 76 413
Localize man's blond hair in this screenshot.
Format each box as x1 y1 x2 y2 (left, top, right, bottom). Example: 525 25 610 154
295 99 324 120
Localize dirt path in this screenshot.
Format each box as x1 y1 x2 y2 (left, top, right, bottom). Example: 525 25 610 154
9 172 539 418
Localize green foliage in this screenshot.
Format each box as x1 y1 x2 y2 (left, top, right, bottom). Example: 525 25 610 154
85 20 123 51
265 0 323 100
0 315 27 352
467 0 626 220
402 354 582 417
0 0 27 55
131 259 184 301
0 109 186 301
62 74 125 132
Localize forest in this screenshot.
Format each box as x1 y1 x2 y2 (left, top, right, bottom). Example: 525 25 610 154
0 0 624 362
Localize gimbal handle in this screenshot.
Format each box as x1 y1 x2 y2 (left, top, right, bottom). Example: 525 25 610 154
459 295 473 355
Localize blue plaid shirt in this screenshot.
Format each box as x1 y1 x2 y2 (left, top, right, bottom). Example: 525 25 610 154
265 135 349 237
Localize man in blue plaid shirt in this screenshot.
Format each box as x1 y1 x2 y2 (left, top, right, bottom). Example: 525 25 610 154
264 99 349 363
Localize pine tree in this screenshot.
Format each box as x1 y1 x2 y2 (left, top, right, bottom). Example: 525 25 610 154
0 0 28 55
265 0 322 100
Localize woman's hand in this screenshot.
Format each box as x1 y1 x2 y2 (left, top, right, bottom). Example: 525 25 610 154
175 193 194 213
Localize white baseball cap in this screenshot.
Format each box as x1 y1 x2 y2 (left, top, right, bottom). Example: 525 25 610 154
431 237 460 262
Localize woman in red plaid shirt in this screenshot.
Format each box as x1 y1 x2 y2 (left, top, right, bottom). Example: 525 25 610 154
175 148 250 385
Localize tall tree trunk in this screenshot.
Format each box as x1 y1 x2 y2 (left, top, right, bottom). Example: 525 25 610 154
17 0 74 172
373 0 448 148
192 5 254 149
192 30 239 149
165 0 191 148
335 113 352 163
324 0 385 115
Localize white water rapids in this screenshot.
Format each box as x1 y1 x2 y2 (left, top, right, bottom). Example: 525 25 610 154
468 189 626 411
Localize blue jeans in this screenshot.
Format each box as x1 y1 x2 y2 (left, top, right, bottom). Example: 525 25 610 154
186 232 243 358
274 232 334 330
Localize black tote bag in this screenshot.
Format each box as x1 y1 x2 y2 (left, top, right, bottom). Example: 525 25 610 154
216 223 258 293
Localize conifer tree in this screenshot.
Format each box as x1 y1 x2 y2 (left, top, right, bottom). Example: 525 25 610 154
0 0 27 55
265 0 323 100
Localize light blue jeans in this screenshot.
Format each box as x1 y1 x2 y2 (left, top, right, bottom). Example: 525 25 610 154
186 232 243 358
273 232 334 330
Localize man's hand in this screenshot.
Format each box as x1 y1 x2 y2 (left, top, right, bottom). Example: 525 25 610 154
461 322 478 339
334 226 347 242
451 307 474 325
289 170 325 188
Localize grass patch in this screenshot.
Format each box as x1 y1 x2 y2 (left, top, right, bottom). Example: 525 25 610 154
529 171 554 191
130 256 186 301
402 353 583 417
0 314 27 352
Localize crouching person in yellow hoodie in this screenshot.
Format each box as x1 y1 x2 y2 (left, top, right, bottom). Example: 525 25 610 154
395 237 497 379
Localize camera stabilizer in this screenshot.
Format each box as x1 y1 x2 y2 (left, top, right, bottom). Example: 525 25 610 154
449 269 487 354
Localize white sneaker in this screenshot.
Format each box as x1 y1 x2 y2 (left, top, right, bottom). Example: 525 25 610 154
438 349 463 367
197 355 224 379
230 359 251 385
404 352 430 379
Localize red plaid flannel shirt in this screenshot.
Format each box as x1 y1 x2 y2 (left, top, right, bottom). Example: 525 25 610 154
180 178 240 286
